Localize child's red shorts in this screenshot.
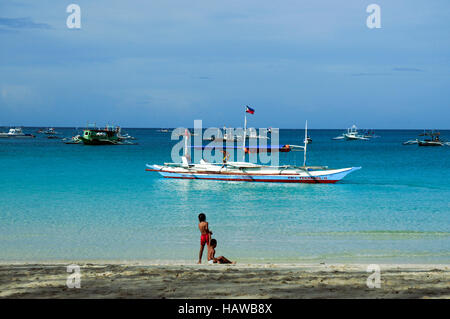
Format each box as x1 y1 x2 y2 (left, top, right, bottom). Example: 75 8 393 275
200 234 209 246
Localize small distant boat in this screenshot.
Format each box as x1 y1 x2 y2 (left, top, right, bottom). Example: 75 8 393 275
62 135 82 144
117 128 136 140
242 129 270 140
118 133 136 140
41 127 58 135
363 129 379 139
402 139 418 145
174 129 198 137
205 135 241 142
0 127 35 138
333 125 369 141
403 130 447 147
203 128 242 142
418 131 446 147
39 127 62 139
158 129 170 133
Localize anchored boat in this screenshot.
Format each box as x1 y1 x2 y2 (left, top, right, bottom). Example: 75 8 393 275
418 131 446 146
403 130 449 147
0 127 35 138
241 128 270 140
333 125 369 141
203 128 242 142
79 124 137 145
146 121 361 184
117 127 136 140
79 126 120 145
40 127 58 135
62 135 82 144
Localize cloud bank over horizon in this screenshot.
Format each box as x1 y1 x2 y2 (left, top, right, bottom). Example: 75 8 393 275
0 0 449 129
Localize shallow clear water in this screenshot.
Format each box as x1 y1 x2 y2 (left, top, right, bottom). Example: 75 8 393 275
0 128 449 263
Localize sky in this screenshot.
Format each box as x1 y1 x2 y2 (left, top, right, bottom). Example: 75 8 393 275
0 0 449 129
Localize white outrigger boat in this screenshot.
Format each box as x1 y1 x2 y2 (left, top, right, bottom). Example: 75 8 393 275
333 125 369 141
146 121 361 184
0 127 35 138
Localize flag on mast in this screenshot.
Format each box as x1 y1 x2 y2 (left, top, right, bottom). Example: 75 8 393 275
245 105 255 114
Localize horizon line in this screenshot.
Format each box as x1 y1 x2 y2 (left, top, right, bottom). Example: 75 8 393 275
1 126 449 130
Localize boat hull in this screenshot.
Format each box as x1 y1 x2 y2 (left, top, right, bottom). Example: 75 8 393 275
418 141 443 147
80 138 117 145
146 165 361 184
0 135 35 138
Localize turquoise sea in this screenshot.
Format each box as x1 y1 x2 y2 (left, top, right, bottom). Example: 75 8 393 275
0 128 449 263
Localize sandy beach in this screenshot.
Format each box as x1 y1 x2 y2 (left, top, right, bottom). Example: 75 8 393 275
0 262 448 299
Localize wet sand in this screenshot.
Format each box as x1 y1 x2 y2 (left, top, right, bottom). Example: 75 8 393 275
0 263 448 299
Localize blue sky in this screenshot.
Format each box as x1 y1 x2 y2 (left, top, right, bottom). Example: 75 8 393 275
0 0 449 128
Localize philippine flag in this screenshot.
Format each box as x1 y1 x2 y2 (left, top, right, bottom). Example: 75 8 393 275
245 105 255 114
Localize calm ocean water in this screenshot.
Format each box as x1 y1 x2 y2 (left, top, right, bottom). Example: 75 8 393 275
0 128 449 263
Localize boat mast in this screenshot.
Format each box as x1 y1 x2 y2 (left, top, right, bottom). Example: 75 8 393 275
303 120 308 167
242 112 247 161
